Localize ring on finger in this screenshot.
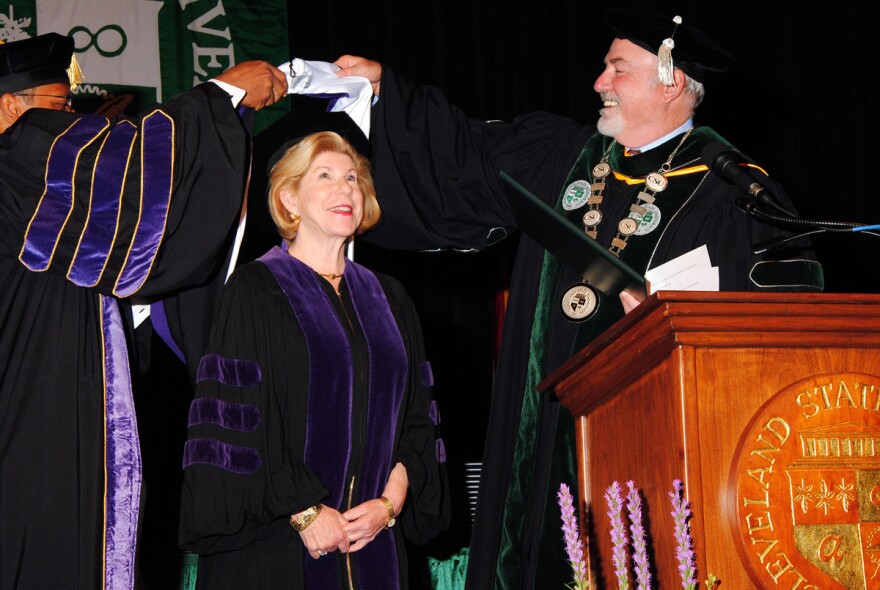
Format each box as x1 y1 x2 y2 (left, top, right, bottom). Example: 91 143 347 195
318 550 328 556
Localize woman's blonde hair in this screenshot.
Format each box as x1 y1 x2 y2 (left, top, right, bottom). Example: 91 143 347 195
268 131 381 242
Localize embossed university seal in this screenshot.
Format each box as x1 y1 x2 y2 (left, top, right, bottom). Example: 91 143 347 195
729 373 880 589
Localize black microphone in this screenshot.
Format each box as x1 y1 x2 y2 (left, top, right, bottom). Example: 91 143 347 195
700 141 795 216
701 142 874 248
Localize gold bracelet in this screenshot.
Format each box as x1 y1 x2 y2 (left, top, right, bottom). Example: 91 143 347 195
379 496 396 529
290 504 322 532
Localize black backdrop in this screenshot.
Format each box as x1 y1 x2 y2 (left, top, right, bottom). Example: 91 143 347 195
283 0 880 553
288 0 880 292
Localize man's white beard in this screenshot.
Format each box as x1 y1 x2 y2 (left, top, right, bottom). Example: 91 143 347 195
597 110 624 138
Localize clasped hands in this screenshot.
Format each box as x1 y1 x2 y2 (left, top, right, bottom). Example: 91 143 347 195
297 498 393 560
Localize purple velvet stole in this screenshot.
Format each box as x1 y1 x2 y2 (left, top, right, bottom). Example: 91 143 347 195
259 247 405 590
100 295 141 590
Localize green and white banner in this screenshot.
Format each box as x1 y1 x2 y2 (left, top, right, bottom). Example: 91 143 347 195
0 0 288 131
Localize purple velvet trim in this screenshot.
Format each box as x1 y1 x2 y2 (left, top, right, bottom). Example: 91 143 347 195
347 259 406 590
115 111 174 296
259 249 353 503
346 260 407 490
149 300 185 363
67 121 137 287
436 439 447 464
188 397 262 432
258 248 404 589
182 438 263 474
100 295 142 590
355 529 399 590
429 400 441 426
420 360 434 387
196 353 262 387
20 117 109 271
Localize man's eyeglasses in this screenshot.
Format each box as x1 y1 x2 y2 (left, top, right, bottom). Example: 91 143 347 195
12 92 73 111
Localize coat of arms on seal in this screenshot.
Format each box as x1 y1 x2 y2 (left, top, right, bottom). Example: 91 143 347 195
730 373 880 589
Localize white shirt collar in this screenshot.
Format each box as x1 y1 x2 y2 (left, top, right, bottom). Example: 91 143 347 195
627 119 694 153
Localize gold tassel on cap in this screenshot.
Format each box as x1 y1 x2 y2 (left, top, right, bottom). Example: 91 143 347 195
658 15 682 86
67 54 84 90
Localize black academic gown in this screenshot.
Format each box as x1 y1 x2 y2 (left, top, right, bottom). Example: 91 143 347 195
178 249 449 590
361 66 822 590
0 83 249 590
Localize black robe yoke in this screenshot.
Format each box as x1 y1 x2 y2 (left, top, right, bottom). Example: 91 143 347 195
0 83 248 590
361 66 821 590
179 251 449 589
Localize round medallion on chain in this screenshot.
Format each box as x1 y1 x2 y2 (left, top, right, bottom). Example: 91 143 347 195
562 180 590 211
583 209 602 227
645 172 668 192
617 217 639 236
560 283 600 322
631 204 661 236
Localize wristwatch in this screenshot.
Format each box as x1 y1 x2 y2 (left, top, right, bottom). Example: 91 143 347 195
379 496 396 529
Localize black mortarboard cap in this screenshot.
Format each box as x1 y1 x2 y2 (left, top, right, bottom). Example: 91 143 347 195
0 33 75 94
605 8 735 83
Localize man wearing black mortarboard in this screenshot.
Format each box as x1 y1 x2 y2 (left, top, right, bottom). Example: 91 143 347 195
0 32 290 590
328 9 825 590
0 32 79 130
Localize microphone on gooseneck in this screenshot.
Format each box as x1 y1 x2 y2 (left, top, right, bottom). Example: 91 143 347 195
700 141 878 253
700 141 796 216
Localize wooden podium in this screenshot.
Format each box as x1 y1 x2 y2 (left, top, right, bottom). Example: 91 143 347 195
540 291 880 589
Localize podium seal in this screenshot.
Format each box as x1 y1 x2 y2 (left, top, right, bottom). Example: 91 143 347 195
729 373 880 589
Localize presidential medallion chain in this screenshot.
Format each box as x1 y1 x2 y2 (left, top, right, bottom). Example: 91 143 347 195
582 127 694 257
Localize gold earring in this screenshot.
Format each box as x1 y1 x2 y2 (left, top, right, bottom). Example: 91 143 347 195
291 213 301 223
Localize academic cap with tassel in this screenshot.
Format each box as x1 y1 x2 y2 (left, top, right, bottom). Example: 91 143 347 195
605 8 735 85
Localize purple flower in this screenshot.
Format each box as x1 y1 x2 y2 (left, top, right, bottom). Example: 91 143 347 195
626 481 651 590
557 483 590 590
605 481 629 590
669 480 697 590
